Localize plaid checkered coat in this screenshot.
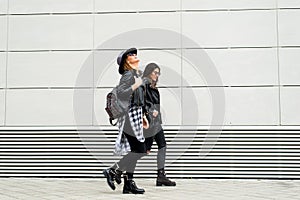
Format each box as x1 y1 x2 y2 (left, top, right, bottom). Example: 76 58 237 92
114 70 145 156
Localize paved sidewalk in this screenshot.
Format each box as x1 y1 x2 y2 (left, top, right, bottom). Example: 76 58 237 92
0 178 299 200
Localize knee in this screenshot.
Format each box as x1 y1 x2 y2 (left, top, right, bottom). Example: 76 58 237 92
157 137 166 150
131 148 147 154
137 151 147 159
158 144 166 150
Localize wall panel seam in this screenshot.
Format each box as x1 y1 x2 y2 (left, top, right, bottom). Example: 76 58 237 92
276 1 282 125
4 0 9 126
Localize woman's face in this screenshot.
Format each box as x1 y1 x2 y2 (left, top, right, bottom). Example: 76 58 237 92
126 53 139 69
149 68 160 82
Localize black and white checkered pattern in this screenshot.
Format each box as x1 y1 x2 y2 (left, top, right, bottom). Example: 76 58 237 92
128 106 145 142
114 106 145 156
114 115 130 156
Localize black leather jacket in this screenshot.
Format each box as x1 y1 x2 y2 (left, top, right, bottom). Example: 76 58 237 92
116 70 145 110
144 83 162 125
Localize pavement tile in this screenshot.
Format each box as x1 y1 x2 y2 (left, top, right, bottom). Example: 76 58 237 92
0 178 299 200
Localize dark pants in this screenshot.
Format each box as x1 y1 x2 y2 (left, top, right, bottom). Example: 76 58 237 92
145 127 166 151
145 127 167 170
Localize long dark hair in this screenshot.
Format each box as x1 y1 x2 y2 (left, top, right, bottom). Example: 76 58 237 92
142 63 160 88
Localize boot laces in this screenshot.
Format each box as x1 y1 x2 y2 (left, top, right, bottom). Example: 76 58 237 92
109 169 117 179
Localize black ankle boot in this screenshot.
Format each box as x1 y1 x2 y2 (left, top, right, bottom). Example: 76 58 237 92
103 168 118 190
156 168 176 186
115 170 122 185
123 174 145 194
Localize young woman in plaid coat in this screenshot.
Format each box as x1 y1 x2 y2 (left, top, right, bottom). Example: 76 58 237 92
103 48 147 194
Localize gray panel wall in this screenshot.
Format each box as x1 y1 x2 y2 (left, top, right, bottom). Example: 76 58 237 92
1 0 299 127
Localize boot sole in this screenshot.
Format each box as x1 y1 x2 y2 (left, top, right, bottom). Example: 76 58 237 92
123 190 145 194
115 174 122 185
156 181 176 187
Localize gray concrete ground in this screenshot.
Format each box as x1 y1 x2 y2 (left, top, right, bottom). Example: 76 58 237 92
0 178 299 200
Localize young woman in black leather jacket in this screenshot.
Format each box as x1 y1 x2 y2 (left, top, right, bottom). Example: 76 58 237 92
103 48 147 194
143 63 176 187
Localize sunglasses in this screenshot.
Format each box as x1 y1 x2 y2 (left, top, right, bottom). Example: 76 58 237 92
153 71 161 76
127 53 136 57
